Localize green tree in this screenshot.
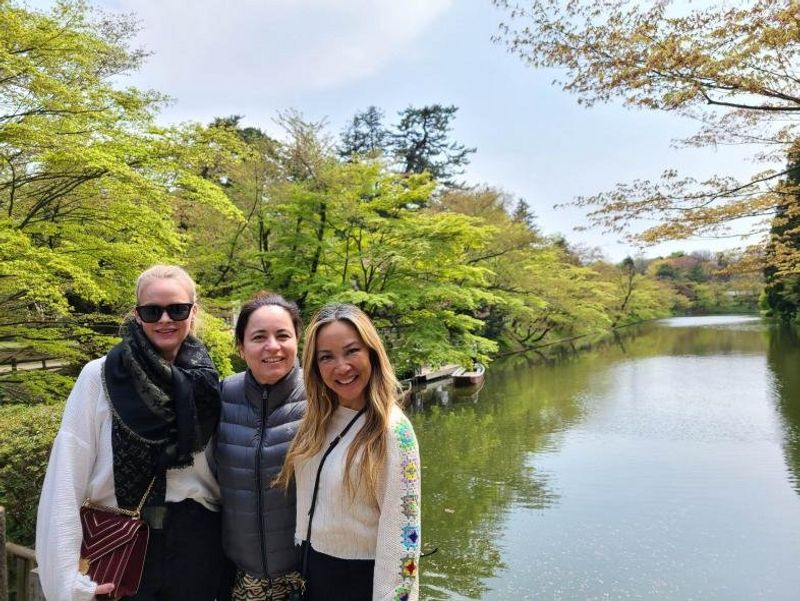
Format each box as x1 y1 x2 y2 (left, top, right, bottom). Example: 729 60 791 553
688 262 708 283
391 104 476 186
590 257 675 327
433 188 624 350
763 143 800 321
338 105 389 160
655 262 677 280
183 115 499 373
259 161 499 373
0 0 242 401
512 198 536 230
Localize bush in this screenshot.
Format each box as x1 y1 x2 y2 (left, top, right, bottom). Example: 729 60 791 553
0 369 76 404
196 311 236 378
0 402 63 546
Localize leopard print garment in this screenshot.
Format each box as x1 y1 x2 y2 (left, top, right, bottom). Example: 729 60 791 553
232 570 306 601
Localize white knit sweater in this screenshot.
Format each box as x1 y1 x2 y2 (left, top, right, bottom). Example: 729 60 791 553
295 405 421 601
35 358 220 601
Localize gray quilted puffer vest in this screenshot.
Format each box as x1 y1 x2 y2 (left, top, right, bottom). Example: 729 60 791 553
215 365 306 577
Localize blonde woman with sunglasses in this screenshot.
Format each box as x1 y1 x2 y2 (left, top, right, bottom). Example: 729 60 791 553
36 265 224 601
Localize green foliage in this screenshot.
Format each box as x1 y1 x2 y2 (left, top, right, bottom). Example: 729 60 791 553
195 311 236 378
0 0 243 402
339 104 476 187
391 105 476 185
0 402 62 545
339 106 389 159
432 188 634 351
764 144 800 321
0 370 76 404
648 251 761 313
182 111 691 370
655 262 677 279
763 274 800 323
186 125 499 373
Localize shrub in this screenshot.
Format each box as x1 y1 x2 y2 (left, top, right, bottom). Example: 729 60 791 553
196 311 236 378
0 402 63 546
0 369 76 404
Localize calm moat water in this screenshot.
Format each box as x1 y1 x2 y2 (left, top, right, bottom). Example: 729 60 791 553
408 316 800 600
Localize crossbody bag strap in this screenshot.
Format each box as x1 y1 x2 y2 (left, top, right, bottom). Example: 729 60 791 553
134 476 158 515
301 407 366 576
82 475 157 519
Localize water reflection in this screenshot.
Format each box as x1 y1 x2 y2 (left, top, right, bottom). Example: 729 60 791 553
615 318 767 358
411 316 800 600
659 315 761 328
766 325 800 494
409 359 596 598
410 380 485 410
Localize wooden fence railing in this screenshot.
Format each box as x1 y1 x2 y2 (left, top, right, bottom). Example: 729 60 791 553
0 358 63 374
1 507 44 601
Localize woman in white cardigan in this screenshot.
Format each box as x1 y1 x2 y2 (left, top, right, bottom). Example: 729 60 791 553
276 303 421 601
36 265 223 601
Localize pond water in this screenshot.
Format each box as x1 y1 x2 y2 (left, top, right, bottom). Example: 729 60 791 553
409 316 800 600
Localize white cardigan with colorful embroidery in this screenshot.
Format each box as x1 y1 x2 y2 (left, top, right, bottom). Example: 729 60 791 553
295 404 421 601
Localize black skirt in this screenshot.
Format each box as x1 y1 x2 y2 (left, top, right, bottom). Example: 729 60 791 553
125 499 223 601
306 546 375 601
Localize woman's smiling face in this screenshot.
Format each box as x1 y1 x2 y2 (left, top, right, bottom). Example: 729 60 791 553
315 319 372 410
136 277 196 363
239 305 298 385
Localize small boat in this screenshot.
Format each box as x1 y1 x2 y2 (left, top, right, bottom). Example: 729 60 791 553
451 363 486 387
414 364 460 383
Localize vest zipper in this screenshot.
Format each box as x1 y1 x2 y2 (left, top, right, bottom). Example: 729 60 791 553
256 386 270 577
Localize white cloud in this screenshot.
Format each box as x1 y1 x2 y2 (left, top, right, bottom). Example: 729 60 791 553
114 0 453 109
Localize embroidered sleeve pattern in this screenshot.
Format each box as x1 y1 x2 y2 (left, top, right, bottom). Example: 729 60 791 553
373 414 421 601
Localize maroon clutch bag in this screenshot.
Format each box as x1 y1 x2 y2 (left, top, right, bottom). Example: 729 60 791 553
79 478 154 600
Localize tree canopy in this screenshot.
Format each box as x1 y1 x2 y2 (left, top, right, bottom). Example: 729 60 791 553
339 104 476 186
493 0 800 277
0 0 242 401
0 0 740 406
339 106 389 160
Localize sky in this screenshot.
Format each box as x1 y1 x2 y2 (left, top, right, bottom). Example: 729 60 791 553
34 0 763 261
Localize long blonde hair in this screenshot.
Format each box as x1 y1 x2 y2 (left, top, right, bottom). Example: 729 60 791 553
275 303 401 499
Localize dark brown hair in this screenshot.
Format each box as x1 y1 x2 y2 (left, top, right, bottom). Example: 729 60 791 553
234 291 303 347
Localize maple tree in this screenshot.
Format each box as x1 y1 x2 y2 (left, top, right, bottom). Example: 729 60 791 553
0 0 241 401
493 0 800 277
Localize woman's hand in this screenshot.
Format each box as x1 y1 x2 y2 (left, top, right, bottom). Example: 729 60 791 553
94 583 115 597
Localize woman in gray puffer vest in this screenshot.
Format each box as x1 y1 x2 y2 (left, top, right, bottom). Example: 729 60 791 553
215 292 307 600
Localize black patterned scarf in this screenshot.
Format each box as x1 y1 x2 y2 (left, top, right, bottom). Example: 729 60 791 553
102 319 221 508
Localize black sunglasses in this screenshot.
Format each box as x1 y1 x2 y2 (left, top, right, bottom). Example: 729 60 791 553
136 303 194 323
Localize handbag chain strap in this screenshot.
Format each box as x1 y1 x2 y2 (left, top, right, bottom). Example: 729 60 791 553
301 406 366 575
82 475 157 519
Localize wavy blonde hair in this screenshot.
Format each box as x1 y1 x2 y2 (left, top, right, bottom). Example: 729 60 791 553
275 303 401 499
